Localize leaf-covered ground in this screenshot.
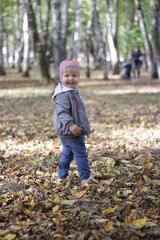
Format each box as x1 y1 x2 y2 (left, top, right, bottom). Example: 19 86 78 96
0 71 160 240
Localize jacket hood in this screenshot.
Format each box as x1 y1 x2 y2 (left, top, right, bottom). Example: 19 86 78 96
52 83 77 101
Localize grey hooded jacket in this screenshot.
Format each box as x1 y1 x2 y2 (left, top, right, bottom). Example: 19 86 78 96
52 83 91 138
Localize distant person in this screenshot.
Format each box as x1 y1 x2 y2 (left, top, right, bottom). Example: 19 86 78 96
132 47 143 79
121 58 132 80
52 59 94 183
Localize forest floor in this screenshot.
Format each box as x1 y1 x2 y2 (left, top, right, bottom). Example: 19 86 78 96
0 67 160 240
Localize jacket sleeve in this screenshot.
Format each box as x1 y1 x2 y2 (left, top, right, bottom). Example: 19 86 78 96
54 93 74 127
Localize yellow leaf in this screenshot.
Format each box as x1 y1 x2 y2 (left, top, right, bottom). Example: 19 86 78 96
41 182 49 189
125 216 133 226
113 196 122 201
75 190 86 198
107 165 112 173
143 175 150 181
145 221 157 227
4 234 16 240
143 162 152 168
104 222 115 231
139 186 148 192
52 143 58 149
132 217 147 229
88 151 93 157
102 207 116 215
24 209 35 217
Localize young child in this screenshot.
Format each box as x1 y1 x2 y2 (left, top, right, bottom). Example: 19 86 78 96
52 59 94 183
121 58 132 80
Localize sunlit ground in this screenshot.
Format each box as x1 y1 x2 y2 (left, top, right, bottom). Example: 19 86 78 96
0 72 160 239
0 75 159 162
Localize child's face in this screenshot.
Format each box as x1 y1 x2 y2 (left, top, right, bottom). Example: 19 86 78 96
61 67 79 88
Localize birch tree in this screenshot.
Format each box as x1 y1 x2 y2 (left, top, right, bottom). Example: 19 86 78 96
84 12 94 78
22 7 29 76
11 10 16 69
0 11 5 75
52 0 61 84
134 0 157 78
72 0 82 60
152 0 160 81
61 0 69 60
105 0 119 74
92 0 108 79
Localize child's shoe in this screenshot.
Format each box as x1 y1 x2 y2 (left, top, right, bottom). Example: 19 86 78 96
82 174 95 183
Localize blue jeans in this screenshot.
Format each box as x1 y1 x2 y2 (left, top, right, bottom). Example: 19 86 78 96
58 135 91 180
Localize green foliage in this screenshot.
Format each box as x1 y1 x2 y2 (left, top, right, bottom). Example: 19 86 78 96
1 0 155 62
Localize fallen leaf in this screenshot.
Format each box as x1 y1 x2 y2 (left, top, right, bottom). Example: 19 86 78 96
75 190 86 198
102 207 116 215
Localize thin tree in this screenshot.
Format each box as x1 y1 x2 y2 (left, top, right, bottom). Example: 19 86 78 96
22 5 29 77
84 12 94 78
105 0 119 74
18 0 24 72
11 10 16 69
72 0 82 60
52 0 62 84
24 0 51 83
93 0 108 79
0 11 5 75
61 0 69 60
134 0 157 78
152 0 160 81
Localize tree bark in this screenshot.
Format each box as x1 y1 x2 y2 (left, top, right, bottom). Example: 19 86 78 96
93 0 108 79
112 0 118 48
105 0 119 74
18 0 24 72
24 0 50 83
22 11 29 77
152 0 160 81
72 0 82 60
11 10 16 69
61 0 69 60
134 0 157 78
0 12 5 75
84 13 94 78
52 0 62 84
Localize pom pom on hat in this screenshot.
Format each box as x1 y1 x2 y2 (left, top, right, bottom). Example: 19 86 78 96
59 59 80 81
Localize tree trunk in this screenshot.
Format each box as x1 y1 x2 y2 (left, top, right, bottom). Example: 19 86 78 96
18 0 24 72
24 0 50 83
93 0 108 79
61 0 69 60
83 40 90 78
105 0 119 74
134 0 157 78
84 13 94 78
43 0 51 62
0 12 5 75
22 11 29 77
52 0 62 84
112 0 118 48
11 10 16 69
72 0 82 60
152 0 160 81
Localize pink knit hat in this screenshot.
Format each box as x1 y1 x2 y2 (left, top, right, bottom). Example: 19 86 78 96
59 59 80 81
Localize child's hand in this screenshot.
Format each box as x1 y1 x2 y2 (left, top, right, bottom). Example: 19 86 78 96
69 124 82 136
